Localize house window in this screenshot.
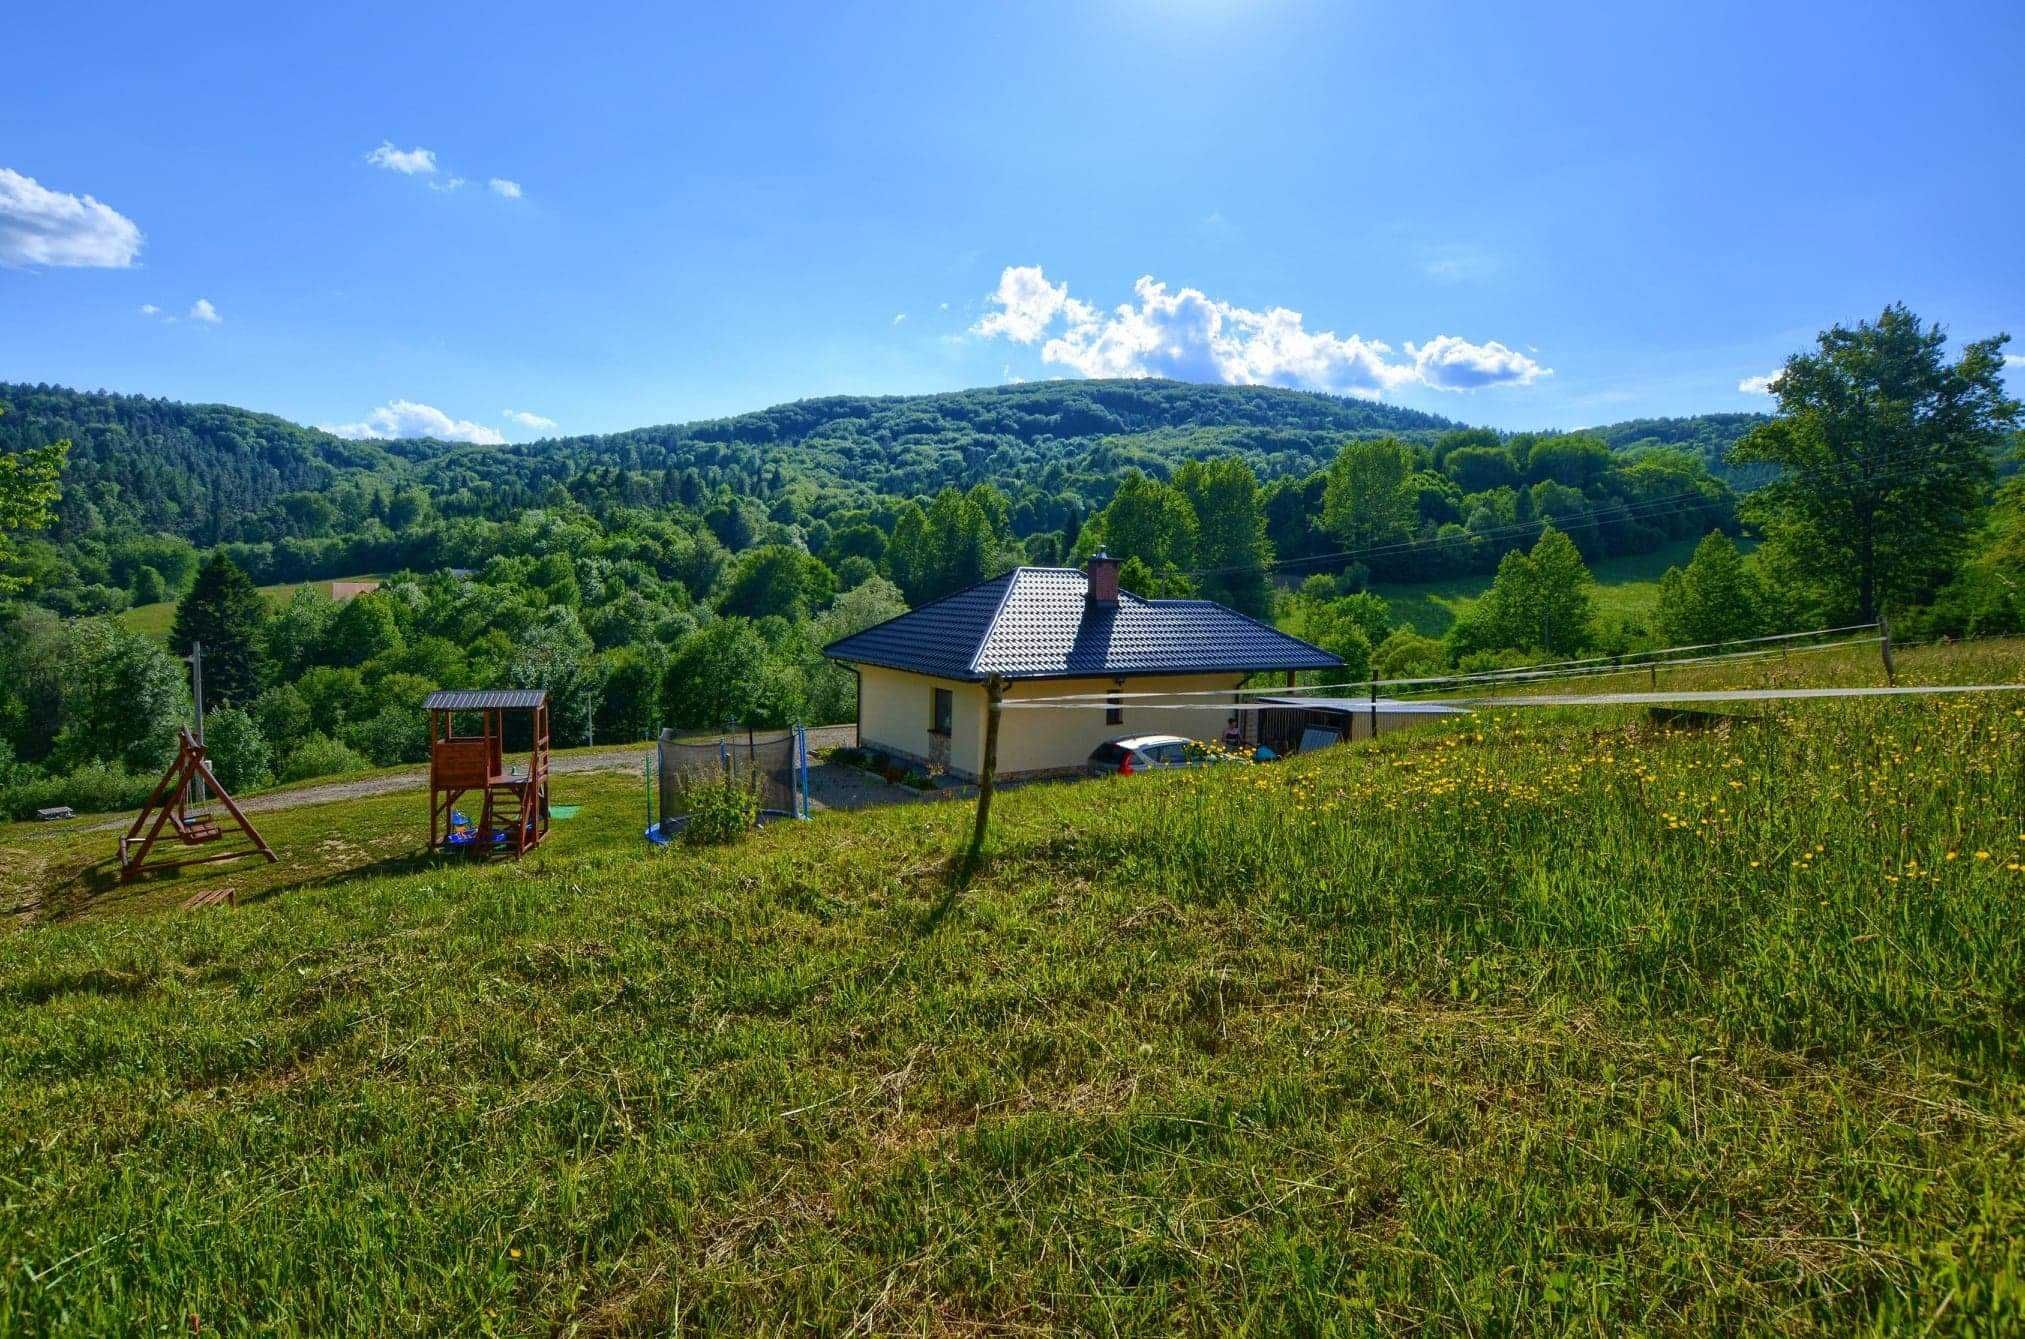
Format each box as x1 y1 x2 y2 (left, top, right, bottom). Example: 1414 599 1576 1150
931 687 954 736
1106 690 1123 727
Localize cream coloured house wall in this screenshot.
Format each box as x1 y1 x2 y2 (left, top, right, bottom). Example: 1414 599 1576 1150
852 665 1246 781
854 665 989 777
994 674 1244 777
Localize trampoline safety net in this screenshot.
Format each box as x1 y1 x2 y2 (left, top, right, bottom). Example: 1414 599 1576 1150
651 727 807 836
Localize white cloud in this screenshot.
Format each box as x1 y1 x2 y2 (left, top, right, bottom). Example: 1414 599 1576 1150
188 298 221 324
429 176 467 193
975 266 1546 395
488 177 522 199
503 408 557 430
366 141 437 175
321 400 505 444
0 168 144 268
2005 354 2023 370
138 303 160 316
974 265 1080 343
1407 335 1541 390
1738 370 1781 395
891 312 907 325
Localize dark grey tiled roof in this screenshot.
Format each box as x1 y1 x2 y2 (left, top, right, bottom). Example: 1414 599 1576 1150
423 689 549 711
824 568 1342 681
820 572 1018 680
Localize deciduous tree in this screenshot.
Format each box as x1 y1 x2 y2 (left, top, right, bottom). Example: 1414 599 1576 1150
1732 304 2018 618
0 405 68 595
1447 526 1595 658
1322 438 1417 571
1654 532 1763 646
1174 457 1274 619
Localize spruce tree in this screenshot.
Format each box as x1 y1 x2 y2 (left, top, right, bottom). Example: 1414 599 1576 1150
170 554 269 707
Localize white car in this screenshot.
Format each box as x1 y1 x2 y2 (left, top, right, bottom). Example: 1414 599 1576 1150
1088 734 1204 776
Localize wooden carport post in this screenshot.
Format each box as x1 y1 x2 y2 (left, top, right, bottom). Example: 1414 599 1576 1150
966 675 1007 864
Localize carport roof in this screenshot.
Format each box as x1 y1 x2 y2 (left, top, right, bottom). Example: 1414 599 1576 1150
823 567 1343 682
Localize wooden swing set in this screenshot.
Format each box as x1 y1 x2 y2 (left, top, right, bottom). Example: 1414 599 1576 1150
118 727 276 881
117 641 276 883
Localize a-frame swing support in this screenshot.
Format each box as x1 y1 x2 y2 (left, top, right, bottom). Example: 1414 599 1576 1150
118 727 277 882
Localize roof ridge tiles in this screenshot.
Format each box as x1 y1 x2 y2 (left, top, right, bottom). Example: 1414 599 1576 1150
966 566 1031 677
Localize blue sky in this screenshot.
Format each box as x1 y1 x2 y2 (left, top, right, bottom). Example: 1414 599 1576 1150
3 1 2021 442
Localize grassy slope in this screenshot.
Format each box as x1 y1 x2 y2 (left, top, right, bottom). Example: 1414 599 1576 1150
119 575 380 641
1372 535 1734 638
0 640 2021 1333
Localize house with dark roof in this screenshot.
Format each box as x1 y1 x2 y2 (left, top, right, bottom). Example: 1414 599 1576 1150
823 554 1343 781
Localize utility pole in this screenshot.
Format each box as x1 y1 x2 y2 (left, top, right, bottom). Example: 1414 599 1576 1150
967 676 1006 864
187 640 207 807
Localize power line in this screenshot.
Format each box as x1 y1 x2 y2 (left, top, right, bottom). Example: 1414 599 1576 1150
1005 622 1880 706
994 677 2022 713
1390 636 1884 701
1447 682 2025 708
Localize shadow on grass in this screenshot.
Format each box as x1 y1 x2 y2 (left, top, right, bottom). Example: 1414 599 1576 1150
28 842 454 926
239 847 470 906
911 846 988 939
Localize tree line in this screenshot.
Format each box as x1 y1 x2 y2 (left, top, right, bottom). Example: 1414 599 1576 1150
0 305 2016 817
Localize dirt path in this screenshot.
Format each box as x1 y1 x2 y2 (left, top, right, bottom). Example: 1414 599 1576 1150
47 726 862 835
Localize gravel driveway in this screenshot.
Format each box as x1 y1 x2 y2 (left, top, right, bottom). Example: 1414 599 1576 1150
41 725 869 835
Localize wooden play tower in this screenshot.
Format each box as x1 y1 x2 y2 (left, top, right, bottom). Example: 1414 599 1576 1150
425 689 551 857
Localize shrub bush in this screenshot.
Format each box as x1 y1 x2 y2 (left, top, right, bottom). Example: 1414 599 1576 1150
2 762 155 820
676 775 759 846
279 732 373 783
202 707 273 794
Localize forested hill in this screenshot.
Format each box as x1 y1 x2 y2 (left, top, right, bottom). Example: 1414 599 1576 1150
0 378 1762 544
0 379 1461 541
0 384 404 544
1589 412 1775 485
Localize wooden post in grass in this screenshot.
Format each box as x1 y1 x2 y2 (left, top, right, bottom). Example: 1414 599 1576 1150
1880 611 1896 686
1368 678 1378 742
967 676 1007 863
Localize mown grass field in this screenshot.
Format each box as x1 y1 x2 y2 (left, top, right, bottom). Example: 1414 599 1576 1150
1372 536 1738 637
0 640 2021 1333
119 574 381 641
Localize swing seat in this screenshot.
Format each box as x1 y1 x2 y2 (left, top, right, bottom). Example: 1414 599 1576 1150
174 813 222 845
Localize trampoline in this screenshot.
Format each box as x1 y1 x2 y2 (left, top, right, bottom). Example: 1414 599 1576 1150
645 725 810 844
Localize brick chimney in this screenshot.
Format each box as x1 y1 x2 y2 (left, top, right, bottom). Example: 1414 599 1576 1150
1086 551 1120 606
